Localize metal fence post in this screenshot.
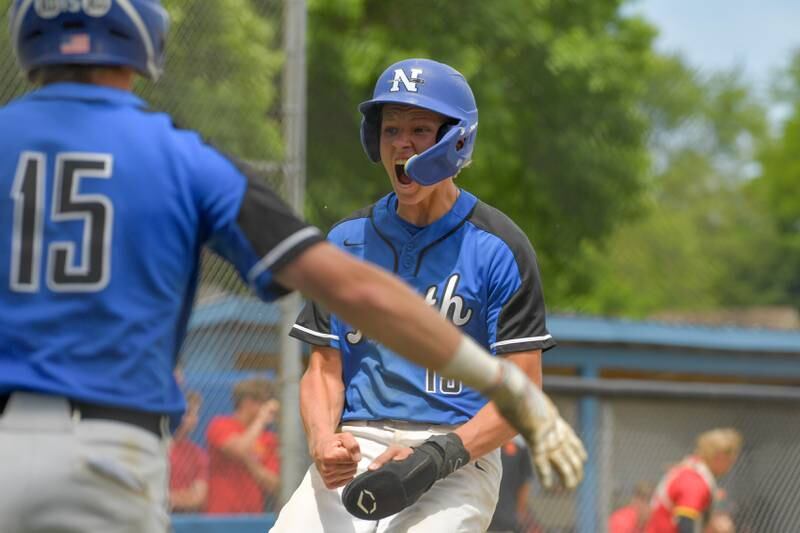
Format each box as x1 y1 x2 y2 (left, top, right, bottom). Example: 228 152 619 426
279 0 308 505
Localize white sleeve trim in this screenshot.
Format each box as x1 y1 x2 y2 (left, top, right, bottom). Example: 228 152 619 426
490 334 552 350
292 323 339 341
247 226 321 284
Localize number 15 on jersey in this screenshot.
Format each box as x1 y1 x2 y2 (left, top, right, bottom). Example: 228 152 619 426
10 151 113 293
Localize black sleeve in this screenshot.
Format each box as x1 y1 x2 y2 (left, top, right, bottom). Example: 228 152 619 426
471 202 556 355
289 299 338 347
491 239 555 354
236 167 323 274
204 153 324 300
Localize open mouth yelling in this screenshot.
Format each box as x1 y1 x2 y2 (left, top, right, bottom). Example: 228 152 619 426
395 160 413 185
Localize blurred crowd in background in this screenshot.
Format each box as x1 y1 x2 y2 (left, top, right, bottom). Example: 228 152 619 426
168 371 743 533
169 375 281 515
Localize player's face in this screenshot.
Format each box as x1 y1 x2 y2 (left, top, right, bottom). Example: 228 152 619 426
709 451 739 477
379 105 449 205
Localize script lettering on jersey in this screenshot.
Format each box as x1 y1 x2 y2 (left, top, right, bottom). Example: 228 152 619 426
424 274 473 326
345 274 474 345
389 68 423 93
35 0 112 19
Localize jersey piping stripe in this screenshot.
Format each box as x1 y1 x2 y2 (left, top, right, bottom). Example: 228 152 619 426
369 205 398 272
247 226 321 284
292 323 339 341
414 205 475 276
491 334 553 349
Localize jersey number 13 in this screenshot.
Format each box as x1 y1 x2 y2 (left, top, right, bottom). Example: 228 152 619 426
9 151 113 293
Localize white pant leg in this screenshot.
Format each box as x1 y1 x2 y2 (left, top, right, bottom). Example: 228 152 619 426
270 425 393 533
272 422 502 533
378 447 501 533
0 392 170 533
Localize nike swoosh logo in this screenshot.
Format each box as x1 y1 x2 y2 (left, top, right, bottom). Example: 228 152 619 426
475 462 486 472
343 239 364 247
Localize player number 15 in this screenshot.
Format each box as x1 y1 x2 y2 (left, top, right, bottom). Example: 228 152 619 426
9 151 113 293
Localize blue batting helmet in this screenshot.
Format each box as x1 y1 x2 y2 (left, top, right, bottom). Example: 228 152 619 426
9 0 170 80
359 58 479 186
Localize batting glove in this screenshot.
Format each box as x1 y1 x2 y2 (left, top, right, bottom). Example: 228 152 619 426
488 359 587 489
341 433 470 520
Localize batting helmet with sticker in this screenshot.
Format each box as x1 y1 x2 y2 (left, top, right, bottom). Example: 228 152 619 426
359 58 479 186
9 0 170 80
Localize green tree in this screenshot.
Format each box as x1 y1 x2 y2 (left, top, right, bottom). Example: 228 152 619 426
0 1 284 164
0 5 33 104
141 0 284 163
573 58 774 316
306 0 657 306
750 50 800 306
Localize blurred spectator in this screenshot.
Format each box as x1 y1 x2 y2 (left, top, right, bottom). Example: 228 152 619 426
646 428 742 533
169 390 208 513
609 481 654 533
487 436 543 533
206 377 280 514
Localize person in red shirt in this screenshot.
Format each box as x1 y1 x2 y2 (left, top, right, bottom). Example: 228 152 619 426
609 482 654 533
206 377 281 514
169 391 209 513
646 428 742 533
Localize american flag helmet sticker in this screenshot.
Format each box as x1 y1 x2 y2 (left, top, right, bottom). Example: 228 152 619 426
60 34 91 55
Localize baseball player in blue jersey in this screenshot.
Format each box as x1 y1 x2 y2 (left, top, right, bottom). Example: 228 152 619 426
0 4 584 532
271 59 586 532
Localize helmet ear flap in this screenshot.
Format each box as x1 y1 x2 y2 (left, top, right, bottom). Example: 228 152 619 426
359 109 382 163
405 120 472 186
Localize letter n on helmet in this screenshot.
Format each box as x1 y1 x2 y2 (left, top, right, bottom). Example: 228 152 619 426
359 58 479 186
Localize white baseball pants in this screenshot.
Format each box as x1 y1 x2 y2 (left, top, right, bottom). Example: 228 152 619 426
0 392 170 533
271 420 502 533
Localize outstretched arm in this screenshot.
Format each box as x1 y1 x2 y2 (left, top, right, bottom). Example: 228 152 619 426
453 350 541 460
276 242 467 380
365 350 541 471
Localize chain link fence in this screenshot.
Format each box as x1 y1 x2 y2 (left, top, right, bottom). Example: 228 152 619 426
525 382 800 533
4 3 800 533
0 0 303 521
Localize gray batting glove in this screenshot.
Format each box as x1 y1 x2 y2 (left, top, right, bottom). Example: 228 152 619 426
488 359 587 489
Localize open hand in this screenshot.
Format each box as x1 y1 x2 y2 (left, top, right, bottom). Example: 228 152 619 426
367 444 413 471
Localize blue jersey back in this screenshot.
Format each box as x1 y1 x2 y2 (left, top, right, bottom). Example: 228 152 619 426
0 83 321 425
292 190 554 425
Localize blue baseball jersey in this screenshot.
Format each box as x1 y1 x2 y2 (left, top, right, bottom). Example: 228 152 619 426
291 190 555 425
0 83 322 426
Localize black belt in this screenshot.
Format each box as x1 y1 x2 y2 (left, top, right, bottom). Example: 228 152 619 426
0 393 164 437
